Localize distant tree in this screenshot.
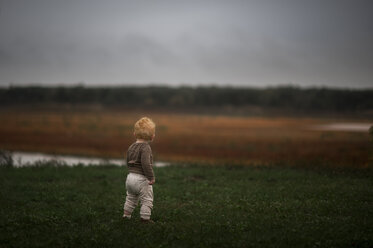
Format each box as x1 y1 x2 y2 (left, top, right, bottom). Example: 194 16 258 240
1 85 373 114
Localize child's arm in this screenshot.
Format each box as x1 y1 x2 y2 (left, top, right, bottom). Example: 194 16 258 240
141 145 155 184
125 151 129 165
148 179 155 185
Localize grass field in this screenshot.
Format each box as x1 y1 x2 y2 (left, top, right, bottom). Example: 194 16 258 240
1 163 372 247
0 108 371 167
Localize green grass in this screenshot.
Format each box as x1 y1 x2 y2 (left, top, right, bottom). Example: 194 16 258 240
1 163 372 248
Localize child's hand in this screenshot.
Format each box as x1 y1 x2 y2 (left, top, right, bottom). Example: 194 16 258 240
148 179 155 185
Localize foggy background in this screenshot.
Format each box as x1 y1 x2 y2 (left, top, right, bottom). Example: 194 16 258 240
0 0 373 88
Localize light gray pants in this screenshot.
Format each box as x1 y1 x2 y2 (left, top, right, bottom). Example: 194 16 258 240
123 173 153 220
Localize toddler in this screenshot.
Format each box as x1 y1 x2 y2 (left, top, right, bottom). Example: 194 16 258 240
123 117 156 223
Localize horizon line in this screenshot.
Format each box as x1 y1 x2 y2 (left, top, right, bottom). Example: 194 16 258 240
1 82 372 91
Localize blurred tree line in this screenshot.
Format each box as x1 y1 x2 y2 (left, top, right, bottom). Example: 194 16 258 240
0 85 372 113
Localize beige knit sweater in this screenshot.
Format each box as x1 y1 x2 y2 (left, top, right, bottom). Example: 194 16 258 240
126 142 154 181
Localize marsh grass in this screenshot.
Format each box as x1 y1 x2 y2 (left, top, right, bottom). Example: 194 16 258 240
0 110 371 166
0 163 372 247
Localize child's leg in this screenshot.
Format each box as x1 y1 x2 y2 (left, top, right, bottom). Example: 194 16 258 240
139 184 153 220
123 191 139 218
123 174 140 218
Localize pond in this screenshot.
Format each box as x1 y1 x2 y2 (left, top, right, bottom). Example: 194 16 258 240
309 122 372 132
10 151 170 168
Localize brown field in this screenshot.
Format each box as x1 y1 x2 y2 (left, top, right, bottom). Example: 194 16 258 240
0 108 372 168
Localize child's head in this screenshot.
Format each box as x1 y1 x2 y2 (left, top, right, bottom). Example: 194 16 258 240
134 117 156 141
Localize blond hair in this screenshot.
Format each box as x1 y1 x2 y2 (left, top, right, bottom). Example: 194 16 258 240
134 117 156 140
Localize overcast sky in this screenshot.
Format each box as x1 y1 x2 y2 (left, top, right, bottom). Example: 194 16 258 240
0 0 372 88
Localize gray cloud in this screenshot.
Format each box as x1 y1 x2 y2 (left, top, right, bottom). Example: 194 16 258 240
0 0 372 88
